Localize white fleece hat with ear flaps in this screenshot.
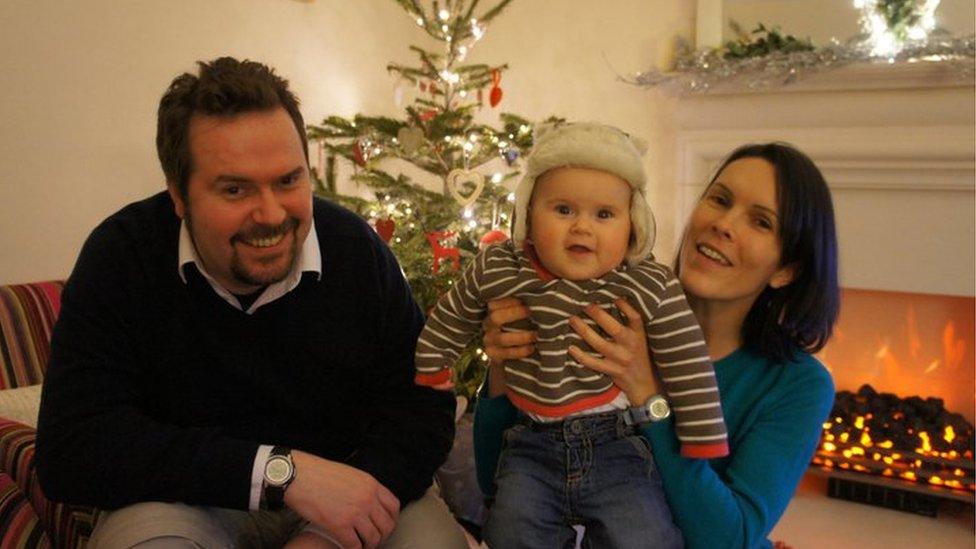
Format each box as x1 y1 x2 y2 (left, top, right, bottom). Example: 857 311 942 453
512 121 656 267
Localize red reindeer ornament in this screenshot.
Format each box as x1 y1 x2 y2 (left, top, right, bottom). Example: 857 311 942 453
425 231 461 274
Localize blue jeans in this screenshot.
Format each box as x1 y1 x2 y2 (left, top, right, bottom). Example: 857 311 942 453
482 410 683 549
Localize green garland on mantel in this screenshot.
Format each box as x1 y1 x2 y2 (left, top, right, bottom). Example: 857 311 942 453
721 21 815 60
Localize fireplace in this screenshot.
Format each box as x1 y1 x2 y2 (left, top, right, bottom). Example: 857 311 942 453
809 288 975 514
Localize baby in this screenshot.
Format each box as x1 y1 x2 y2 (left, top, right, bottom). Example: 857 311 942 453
416 122 727 546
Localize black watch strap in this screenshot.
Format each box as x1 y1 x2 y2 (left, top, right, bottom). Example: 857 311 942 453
263 446 295 511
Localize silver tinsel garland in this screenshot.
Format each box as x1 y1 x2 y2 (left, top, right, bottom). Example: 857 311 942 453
627 34 975 93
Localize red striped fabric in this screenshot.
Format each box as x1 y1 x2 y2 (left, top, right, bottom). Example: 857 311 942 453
0 282 101 547
0 472 52 548
0 419 99 548
0 282 63 390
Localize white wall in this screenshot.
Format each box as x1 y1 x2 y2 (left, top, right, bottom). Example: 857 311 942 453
0 0 691 284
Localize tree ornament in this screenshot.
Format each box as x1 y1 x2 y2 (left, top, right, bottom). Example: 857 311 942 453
419 109 438 122
352 139 368 167
375 217 395 242
502 148 519 166
397 126 425 153
489 86 503 107
425 231 461 274
479 228 509 250
446 168 485 206
489 69 503 107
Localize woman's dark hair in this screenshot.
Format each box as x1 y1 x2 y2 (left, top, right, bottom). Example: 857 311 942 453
156 57 308 200
690 142 840 363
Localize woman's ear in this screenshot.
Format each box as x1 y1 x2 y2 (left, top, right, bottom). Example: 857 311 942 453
769 263 797 289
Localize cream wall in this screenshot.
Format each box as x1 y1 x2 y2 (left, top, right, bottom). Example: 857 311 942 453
0 0 691 284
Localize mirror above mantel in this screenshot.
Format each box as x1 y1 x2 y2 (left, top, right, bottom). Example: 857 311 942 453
667 60 974 296
708 0 975 49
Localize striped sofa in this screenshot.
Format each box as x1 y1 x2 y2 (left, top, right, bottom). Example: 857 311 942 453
0 281 101 548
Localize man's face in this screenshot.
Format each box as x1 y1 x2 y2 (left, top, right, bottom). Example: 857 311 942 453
168 107 312 294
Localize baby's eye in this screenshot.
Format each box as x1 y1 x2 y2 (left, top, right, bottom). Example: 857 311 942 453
597 209 615 219
555 205 572 215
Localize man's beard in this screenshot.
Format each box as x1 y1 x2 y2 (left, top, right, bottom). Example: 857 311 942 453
186 210 302 288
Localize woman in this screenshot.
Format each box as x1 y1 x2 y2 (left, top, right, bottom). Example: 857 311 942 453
474 142 839 548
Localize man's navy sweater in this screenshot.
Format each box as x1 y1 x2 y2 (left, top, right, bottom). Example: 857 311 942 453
36 192 455 510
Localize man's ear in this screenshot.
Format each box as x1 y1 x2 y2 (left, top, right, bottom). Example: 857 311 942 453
166 182 186 219
770 263 797 290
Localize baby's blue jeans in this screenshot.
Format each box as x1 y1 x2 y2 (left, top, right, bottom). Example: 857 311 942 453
483 409 684 548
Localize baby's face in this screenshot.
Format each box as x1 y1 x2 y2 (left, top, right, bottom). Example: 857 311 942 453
527 167 632 280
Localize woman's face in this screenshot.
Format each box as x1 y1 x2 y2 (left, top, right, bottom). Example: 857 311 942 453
678 157 795 309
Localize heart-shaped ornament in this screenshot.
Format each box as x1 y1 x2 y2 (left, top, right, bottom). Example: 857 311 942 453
375 217 395 242
397 126 425 154
446 169 485 207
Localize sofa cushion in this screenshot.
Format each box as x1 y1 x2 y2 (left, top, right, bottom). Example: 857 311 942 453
0 419 100 548
0 281 63 390
0 472 51 547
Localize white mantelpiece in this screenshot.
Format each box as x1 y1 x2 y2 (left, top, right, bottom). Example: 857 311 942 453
668 61 975 296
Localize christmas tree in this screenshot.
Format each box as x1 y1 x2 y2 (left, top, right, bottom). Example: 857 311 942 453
307 0 560 399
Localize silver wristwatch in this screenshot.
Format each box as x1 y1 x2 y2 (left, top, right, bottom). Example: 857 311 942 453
262 446 295 511
623 394 671 426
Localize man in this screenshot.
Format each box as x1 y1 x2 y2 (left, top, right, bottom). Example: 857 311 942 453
36 57 464 548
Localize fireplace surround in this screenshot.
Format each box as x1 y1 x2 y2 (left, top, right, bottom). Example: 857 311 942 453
664 58 975 526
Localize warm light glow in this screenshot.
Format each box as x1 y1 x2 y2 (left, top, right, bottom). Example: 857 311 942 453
918 431 932 453
945 425 956 443
840 432 850 443
902 471 917 481
854 416 865 429
822 441 837 452
860 432 873 446
855 0 941 57
929 476 944 485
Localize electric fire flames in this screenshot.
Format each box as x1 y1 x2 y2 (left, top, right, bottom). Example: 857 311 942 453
812 384 975 493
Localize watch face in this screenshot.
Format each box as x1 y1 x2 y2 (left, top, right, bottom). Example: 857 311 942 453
649 398 670 419
266 457 293 485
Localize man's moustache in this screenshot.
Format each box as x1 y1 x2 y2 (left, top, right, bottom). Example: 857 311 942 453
234 218 298 241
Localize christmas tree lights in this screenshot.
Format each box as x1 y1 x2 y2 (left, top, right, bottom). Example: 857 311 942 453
308 0 561 398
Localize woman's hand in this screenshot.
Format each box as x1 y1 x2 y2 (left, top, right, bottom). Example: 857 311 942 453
568 298 661 406
482 297 535 397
